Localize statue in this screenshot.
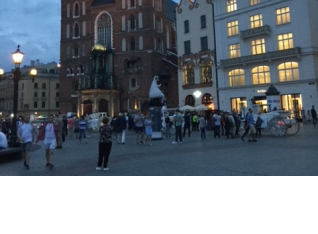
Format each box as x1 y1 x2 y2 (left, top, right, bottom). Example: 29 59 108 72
149 75 165 101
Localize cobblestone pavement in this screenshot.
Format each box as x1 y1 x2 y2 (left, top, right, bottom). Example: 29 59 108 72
0 122 317 176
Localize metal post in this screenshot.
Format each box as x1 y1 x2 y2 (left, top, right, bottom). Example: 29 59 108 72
10 67 21 147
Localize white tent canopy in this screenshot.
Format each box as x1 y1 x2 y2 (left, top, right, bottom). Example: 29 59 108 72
178 105 195 111
194 104 209 111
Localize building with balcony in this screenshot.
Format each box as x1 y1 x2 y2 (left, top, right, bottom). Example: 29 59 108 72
176 0 218 110
214 0 318 118
59 0 179 117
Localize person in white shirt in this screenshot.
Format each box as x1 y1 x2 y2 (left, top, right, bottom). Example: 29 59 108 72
36 115 59 169
17 114 36 170
0 131 8 150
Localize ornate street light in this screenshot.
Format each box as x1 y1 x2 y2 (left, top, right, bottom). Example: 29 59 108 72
30 68 37 82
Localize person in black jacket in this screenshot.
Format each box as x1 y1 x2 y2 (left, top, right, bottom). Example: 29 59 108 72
116 113 127 144
311 105 317 127
183 111 191 137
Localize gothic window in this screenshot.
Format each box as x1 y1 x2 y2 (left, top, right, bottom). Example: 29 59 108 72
122 38 127 52
138 36 143 50
74 2 80 17
130 14 136 30
73 44 79 57
185 95 195 106
130 37 135 51
202 94 213 104
74 22 80 38
96 13 112 47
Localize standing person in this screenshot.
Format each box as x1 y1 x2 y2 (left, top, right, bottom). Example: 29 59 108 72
307 110 312 123
165 114 171 138
172 109 183 144
116 113 126 144
67 116 74 139
128 113 134 131
17 114 36 170
224 113 233 139
0 131 8 150
228 113 236 138
96 117 113 171
183 111 191 137
311 105 317 127
301 108 306 125
62 115 68 141
144 114 153 145
255 114 264 138
79 116 87 144
192 113 199 131
56 117 64 149
247 109 257 142
213 111 221 138
87 117 93 137
198 115 206 140
134 110 145 144
36 115 59 169
74 116 80 139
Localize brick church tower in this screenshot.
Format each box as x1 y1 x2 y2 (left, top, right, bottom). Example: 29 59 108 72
59 0 178 117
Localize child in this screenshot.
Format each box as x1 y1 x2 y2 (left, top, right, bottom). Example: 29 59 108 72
144 114 153 145
255 115 264 138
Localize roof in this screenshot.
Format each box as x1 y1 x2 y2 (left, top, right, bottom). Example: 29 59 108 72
164 0 177 22
91 0 115 6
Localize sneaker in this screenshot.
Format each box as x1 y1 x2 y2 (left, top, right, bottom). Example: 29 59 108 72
49 164 54 169
103 167 109 171
46 163 50 167
172 141 177 144
96 167 102 171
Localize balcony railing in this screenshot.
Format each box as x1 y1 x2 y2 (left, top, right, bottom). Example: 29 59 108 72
220 47 301 68
240 25 271 39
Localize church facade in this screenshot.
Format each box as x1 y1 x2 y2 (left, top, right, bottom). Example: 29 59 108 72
59 0 178 117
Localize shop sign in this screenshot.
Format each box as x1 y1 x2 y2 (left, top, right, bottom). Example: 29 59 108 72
257 89 266 93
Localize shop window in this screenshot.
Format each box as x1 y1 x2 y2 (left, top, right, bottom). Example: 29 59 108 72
281 93 302 119
230 97 246 113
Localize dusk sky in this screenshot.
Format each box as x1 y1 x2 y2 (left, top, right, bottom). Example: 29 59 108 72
0 0 179 73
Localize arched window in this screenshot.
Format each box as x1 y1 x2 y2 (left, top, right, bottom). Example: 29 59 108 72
138 12 143 29
77 64 84 74
138 36 143 50
200 59 212 83
66 24 70 38
82 1 86 15
73 44 79 57
202 93 213 104
229 69 245 87
130 37 135 51
96 13 112 47
157 38 162 52
67 4 70 18
67 66 74 76
278 62 299 82
122 15 126 31
82 21 86 36
66 45 71 58
122 38 127 52
136 58 142 72
74 2 80 17
130 0 136 8
252 65 270 84
82 44 85 56
185 95 195 106
183 62 195 85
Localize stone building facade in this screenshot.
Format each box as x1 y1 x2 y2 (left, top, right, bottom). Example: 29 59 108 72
59 0 178 117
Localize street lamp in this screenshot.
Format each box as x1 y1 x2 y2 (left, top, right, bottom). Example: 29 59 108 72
9 45 24 147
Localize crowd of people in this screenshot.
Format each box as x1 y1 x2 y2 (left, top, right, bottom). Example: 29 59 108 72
1 105 318 171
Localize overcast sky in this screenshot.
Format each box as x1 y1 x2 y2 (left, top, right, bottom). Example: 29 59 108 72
0 0 60 72
0 0 179 73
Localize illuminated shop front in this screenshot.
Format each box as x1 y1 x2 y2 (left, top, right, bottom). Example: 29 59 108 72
230 97 247 113
281 93 302 119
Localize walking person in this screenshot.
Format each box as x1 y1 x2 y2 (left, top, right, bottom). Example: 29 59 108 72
255 114 264 138
172 109 183 144
67 116 74 139
144 114 153 145
241 111 250 141
134 110 145 144
17 114 36 170
62 115 68 141
116 113 126 144
79 116 87 144
56 116 64 149
183 111 191 137
213 111 221 138
74 116 80 139
96 117 113 171
247 109 257 142
311 105 317 127
198 115 206 140
36 115 59 169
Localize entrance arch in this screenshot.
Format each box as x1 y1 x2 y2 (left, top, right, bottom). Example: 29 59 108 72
99 98 108 112
83 99 93 116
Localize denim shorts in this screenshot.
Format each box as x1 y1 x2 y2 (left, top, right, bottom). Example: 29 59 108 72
21 142 32 152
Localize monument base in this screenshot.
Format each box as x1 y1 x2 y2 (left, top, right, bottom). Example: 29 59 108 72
149 104 163 140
